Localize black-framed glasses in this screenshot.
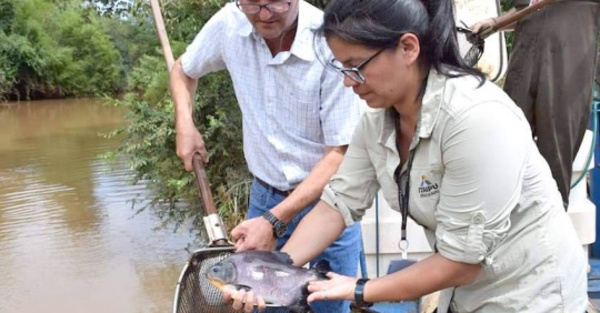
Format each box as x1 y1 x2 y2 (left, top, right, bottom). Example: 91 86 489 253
235 0 292 14
329 48 386 84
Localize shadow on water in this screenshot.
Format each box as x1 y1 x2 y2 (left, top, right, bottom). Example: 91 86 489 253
0 99 195 313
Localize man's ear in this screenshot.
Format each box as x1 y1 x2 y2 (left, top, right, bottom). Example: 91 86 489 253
396 33 421 65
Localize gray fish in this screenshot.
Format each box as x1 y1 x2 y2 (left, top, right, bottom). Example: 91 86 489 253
206 250 330 313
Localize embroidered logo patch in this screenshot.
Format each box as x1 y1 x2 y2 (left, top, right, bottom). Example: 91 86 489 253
418 175 439 197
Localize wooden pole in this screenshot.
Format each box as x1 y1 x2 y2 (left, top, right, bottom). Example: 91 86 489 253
149 0 175 72
479 0 561 39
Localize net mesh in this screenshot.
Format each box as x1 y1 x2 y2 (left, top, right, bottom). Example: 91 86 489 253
174 248 239 313
456 27 484 67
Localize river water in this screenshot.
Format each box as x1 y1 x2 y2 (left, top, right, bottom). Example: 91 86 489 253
0 99 194 313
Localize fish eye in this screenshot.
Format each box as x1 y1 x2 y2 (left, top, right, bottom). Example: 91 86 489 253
211 265 221 273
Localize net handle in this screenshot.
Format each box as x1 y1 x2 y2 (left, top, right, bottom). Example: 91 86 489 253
479 0 562 39
192 154 218 215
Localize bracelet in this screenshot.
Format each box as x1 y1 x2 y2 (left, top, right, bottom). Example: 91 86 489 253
491 17 498 24
354 278 373 307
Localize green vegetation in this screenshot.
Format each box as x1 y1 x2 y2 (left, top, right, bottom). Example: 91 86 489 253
0 0 124 99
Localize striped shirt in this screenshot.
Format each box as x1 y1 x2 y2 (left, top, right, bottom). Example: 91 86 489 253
181 1 360 191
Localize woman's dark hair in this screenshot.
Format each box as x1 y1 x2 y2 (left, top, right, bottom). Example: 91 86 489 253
317 0 485 82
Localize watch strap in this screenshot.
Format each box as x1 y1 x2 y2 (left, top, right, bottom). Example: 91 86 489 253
262 211 286 238
354 278 373 307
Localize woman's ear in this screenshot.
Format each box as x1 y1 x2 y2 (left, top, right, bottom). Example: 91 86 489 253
396 33 421 65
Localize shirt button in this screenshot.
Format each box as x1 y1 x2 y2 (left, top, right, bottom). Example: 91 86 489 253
473 214 484 224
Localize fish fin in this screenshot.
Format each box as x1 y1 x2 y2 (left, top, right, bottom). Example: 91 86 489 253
288 303 313 313
289 291 312 313
271 251 294 265
233 284 252 292
311 259 331 277
288 283 312 313
350 302 380 313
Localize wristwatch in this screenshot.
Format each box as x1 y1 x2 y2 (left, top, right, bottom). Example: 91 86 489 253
262 211 288 239
354 278 373 307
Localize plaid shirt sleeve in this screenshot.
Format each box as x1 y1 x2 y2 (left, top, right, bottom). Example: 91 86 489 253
180 7 228 79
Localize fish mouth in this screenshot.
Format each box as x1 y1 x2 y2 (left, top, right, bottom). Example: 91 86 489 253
206 276 226 291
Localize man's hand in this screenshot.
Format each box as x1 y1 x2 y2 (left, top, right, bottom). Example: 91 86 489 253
470 17 496 34
231 216 277 252
175 125 209 171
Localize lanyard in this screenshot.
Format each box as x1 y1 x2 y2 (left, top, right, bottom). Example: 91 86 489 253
394 110 417 260
397 150 414 259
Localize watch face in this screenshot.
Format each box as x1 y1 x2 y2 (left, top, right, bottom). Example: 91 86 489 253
275 223 287 238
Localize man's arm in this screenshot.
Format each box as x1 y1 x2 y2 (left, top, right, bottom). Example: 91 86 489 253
272 145 348 222
231 145 348 251
471 7 520 34
170 6 229 170
171 58 210 171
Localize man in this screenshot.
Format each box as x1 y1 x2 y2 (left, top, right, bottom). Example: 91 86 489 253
169 0 362 312
472 0 600 209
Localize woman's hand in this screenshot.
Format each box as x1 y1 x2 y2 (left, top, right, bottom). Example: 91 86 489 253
307 272 358 303
221 285 267 313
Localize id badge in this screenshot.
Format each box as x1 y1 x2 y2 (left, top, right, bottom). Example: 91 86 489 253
390 239 417 272
387 259 417 273
387 258 419 302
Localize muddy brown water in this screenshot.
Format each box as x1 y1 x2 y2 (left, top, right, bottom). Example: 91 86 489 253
0 99 194 313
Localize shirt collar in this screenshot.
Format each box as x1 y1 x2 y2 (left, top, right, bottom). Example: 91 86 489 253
237 0 317 62
416 68 446 138
379 68 447 148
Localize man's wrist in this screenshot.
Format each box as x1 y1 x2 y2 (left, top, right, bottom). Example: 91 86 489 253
262 211 288 238
175 115 196 131
270 206 294 224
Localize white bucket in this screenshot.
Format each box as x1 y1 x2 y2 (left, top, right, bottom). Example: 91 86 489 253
568 130 596 255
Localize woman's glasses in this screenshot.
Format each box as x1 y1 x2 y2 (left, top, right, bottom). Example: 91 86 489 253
329 48 386 84
236 0 292 14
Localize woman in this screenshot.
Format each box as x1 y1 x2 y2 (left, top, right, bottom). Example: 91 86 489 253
226 0 588 312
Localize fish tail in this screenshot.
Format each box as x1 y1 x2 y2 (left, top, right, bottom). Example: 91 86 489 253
288 283 312 313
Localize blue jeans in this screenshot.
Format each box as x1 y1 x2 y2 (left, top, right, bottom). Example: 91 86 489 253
248 179 362 313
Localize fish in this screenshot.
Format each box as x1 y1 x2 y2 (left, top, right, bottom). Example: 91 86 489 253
206 250 330 313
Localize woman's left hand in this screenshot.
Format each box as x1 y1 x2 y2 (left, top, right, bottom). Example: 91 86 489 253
307 272 358 303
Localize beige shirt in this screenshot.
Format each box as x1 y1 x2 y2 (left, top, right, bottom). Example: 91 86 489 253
322 69 587 312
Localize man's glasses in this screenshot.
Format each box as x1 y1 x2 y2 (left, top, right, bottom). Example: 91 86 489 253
329 48 386 84
236 0 292 14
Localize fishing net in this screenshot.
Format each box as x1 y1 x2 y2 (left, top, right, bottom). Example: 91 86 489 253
174 246 238 313
457 26 486 67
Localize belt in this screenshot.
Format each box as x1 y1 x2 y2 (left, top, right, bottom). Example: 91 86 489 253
255 177 294 197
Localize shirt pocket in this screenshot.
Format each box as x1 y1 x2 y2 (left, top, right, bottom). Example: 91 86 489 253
281 91 320 140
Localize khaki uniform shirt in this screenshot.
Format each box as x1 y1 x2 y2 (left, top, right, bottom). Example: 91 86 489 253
322 69 587 312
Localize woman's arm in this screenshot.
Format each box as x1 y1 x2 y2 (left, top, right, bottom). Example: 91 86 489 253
281 201 347 266
307 253 481 303
364 254 481 301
